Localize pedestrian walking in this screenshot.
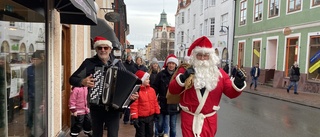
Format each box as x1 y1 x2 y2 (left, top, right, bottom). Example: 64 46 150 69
69 87 92 137
134 57 148 72
123 54 138 125
168 36 246 137
152 54 180 137
148 58 161 86
250 63 260 90
130 70 160 137
287 62 300 94
69 36 139 137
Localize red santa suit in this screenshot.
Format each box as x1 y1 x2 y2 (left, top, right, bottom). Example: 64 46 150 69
168 36 246 137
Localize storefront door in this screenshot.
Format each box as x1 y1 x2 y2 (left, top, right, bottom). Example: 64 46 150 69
61 25 71 131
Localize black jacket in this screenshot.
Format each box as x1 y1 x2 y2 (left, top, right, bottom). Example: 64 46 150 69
134 64 148 72
152 67 179 115
123 60 137 74
289 66 300 82
69 55 125 87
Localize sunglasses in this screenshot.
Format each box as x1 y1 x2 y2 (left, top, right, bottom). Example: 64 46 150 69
97 46 110 50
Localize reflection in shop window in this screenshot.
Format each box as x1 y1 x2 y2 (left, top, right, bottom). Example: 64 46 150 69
0 20 46 137
308 36 320 81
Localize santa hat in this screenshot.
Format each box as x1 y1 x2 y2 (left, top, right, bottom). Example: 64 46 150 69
163 54 179 68
93 36 113 49
187 36 214 56
135 70 150 82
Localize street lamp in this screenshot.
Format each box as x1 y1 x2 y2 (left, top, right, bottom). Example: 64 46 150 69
220 25 230 73
179 44 185 61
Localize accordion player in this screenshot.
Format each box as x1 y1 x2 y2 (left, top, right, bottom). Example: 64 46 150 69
89 61 142 110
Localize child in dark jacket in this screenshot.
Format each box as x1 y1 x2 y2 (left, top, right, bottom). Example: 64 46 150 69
69 87 92 137
130 70 160 137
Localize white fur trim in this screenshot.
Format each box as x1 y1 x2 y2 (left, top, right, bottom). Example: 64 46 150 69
176 73 185 87
167 57 179 66
192 47 215 55
141 73 150 82
230 77 246 92
94 40 113 49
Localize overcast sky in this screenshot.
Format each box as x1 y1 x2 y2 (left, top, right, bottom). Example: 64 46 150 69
125 0 178 49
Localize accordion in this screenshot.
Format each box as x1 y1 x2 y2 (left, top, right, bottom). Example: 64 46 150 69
89 65 141 109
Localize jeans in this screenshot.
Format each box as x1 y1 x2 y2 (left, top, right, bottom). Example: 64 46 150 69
251 77 258 88
288 81 298 93
168 114 177 137
156 114 169 136
155 114 177 137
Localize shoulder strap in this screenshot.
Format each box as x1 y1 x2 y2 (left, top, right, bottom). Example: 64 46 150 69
112 59 120 66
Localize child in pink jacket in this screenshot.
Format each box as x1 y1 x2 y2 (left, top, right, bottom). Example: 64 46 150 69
69 87 92 137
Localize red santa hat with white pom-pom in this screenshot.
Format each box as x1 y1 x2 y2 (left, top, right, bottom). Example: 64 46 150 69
187 36 214 56
135 70 150 82
93 36 113 49
162 54 179 68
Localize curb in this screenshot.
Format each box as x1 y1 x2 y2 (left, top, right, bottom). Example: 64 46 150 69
242 90 320 109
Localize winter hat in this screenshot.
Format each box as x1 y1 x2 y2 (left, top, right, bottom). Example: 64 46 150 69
93 36 113 49
163 54 179 68
187 36 214 56
135 70 150 82
151 58 158 64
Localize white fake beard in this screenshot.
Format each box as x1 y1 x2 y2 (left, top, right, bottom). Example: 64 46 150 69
192 56 220 91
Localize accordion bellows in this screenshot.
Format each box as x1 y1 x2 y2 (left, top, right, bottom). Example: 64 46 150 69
89 65 141 109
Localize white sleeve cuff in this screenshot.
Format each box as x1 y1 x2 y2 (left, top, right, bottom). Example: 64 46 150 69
230 77 246 92
176 73 185 87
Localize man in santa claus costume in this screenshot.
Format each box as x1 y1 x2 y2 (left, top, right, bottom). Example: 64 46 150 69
168 36 246 137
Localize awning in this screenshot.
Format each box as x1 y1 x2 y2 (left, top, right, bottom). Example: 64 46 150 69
55 0 97 25
91 18 121 50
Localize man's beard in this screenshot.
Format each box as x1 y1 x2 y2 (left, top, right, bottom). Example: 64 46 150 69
192 58 220 91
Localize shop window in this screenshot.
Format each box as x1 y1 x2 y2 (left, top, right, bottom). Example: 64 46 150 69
252 41 260 67
285 38 299 77
308 36 320 80
0 20 47 137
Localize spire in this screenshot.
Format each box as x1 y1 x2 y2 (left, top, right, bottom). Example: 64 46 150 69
157 10 169 26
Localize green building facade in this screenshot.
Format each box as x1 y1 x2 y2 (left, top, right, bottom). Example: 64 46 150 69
234 0 320 93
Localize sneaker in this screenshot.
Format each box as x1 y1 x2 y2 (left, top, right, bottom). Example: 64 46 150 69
163 134 169 137
286 89 289 93
123 121 129 124
294 92 299 95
